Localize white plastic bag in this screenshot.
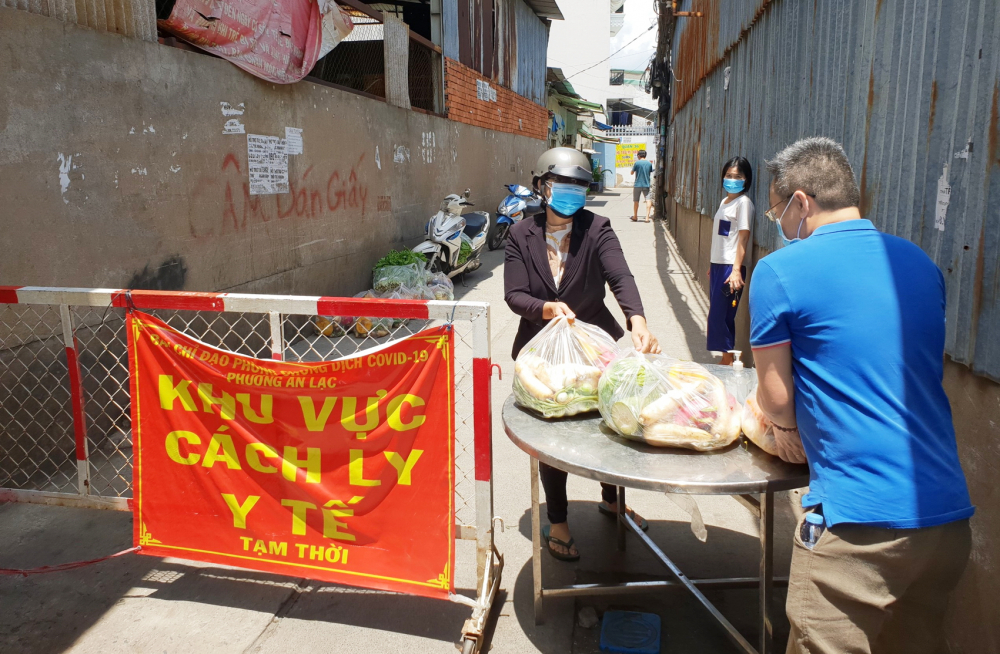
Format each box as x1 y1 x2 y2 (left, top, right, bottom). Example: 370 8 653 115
513 317 619 419
598 351 742 451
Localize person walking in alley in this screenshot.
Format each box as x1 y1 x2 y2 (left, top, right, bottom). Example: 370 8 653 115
708 156 754 365
630 150 653 222
505 147 661 561
749 137 974 654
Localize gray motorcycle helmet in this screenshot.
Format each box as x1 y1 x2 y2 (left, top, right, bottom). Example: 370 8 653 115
532 147 592 189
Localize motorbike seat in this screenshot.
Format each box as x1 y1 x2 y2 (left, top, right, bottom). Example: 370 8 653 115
462 212 489 237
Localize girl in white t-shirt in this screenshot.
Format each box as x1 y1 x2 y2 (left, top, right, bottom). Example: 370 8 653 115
707 156 754 364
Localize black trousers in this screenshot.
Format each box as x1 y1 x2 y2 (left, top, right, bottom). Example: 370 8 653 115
539 461 618 524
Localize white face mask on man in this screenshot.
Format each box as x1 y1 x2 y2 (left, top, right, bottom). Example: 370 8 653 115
777 195 807 247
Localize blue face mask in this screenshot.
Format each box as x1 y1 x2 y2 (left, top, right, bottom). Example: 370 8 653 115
778 198 806 247
546 182 588 216
723 179 744 194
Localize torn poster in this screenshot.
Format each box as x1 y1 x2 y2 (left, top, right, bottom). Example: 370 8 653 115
935 165 950 232
285 127 304 155
223 118 246 135
221 102 245 116
247 135 289 195
158 0 353 84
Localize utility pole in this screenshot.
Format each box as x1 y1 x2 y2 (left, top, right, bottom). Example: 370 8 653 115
651 0 675 223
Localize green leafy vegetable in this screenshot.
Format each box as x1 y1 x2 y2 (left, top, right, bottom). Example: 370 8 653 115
456 241 473 266
373 249 428 272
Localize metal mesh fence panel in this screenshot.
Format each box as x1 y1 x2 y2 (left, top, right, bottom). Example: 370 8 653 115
70 307 274 498
309 9 386 98
0 305 75 493
408 39 440 113
4 301 482 535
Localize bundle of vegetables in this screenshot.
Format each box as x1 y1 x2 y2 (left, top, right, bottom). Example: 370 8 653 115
373 263 426 294
741 393 780 456
598 352 742 451
513 316 619 418
373 249 427 272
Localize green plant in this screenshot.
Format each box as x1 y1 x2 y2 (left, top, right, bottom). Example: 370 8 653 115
373 249 427 271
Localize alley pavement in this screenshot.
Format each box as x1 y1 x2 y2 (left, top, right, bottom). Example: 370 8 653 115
0 189 799 654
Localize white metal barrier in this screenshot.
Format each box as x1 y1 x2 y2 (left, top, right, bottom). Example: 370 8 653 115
0 285 500 653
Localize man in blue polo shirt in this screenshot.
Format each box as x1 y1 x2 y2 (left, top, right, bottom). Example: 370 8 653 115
749 137 973 654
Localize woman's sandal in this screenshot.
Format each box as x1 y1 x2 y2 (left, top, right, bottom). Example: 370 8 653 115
541 525 580 562
597 501 649 531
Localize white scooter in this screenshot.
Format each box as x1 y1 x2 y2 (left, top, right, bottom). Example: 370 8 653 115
412 189 490 278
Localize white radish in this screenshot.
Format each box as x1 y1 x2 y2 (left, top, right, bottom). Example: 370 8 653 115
518 367 554 400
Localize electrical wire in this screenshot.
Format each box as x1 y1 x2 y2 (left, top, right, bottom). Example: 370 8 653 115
564 22 657 82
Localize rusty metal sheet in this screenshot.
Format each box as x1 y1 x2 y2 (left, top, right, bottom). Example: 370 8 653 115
668 0 1000 380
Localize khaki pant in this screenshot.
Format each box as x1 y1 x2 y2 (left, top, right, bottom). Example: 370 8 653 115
786 515 971 654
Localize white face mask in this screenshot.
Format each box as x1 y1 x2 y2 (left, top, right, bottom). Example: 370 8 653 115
778 196 806 247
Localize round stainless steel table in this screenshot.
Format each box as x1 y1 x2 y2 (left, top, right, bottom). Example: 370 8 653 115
502 379 809 654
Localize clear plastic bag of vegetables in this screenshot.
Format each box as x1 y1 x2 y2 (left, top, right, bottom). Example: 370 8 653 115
598 351 742 451
513 316 619 418
741 381 779 456
426 272 455 301
373 263 427 294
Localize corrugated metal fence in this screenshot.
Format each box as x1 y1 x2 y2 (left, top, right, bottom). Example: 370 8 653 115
0 0 156 42
668 0 1000 381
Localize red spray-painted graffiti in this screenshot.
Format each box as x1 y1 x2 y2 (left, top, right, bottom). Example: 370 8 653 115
219 153 368 233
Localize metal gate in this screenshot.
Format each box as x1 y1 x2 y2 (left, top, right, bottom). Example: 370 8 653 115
0 285 500 653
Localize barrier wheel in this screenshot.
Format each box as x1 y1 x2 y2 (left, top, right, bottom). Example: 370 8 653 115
461 637 477 654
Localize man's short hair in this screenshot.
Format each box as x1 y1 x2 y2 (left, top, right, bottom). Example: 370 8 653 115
637 150 647 158
765 137 860 211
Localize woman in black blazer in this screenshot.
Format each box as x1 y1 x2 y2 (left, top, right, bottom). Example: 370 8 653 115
504 147 661 561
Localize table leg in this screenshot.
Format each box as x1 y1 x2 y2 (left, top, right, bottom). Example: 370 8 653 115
617 486 627 552
531 456 543 625
759 491 775 654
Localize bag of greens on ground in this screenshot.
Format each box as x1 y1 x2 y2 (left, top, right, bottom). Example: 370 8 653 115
741 381 779 456
598 352 741 451
373 263 425 294
513 316 619 419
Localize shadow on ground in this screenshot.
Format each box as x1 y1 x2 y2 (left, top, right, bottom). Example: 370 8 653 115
505 500 792 653
652 220 714 364
0 503 484 654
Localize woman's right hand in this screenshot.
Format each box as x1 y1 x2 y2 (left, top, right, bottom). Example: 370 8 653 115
542 302 575 321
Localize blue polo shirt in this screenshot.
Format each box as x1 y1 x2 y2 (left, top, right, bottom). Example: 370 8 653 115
749 219 973 529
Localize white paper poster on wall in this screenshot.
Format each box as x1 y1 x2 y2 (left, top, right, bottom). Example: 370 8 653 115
247 134 289 195
285 127 304 155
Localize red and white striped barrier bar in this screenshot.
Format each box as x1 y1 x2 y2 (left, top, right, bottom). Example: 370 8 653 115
0 286 487 322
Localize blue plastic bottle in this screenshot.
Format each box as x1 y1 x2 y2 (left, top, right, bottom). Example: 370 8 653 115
800 513 826 549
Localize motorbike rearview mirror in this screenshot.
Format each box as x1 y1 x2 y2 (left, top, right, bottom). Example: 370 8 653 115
463 188 472 199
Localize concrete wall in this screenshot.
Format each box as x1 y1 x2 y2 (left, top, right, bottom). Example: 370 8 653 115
0 8 546 296
667 201 1000 653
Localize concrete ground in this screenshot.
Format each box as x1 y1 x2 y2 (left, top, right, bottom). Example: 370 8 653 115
0 189 800 654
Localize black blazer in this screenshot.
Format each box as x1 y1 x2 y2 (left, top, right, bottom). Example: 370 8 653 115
504 211 645 358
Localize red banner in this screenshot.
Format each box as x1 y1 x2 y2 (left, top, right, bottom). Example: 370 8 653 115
127 311 455 599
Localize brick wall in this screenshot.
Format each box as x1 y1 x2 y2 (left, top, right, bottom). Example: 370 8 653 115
444 58 548 141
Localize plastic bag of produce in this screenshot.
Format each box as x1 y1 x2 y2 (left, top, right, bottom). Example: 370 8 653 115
741 389 779 456
598 351 742 451
513 316 619 418
426 272 455 301
314 315 352 337
373 263 426 294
